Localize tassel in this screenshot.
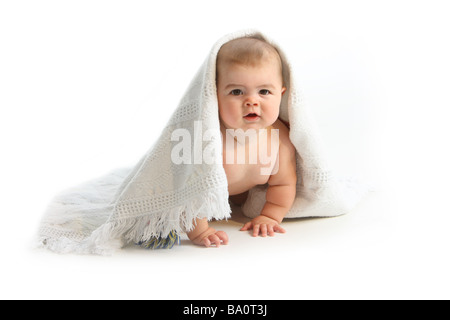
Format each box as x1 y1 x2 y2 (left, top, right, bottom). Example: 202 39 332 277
137 230 180 249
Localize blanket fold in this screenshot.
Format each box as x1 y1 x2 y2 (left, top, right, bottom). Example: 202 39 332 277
37 29 363 255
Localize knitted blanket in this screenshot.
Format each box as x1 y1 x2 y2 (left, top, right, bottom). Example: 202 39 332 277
37 30 363 254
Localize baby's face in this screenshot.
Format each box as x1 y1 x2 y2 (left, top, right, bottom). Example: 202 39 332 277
217 61 286 131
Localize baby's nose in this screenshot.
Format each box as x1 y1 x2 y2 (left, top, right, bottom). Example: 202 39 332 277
244 96 259 107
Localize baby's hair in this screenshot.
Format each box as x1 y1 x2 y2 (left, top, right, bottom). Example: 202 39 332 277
216 37 283 81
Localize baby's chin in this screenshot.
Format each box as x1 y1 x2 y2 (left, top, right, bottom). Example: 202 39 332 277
220 117 277 131
243 117 277 130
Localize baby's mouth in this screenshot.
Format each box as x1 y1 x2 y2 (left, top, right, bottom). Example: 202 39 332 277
243 113 260 121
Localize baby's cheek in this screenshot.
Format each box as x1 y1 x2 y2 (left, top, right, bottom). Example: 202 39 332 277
219 108 239 128
267 105 281 122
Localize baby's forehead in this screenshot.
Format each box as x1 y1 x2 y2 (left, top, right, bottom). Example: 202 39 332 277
220 59 280 73
216 37 283 83
217 37 282 69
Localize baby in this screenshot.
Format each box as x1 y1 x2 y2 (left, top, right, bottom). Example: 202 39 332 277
187 37 297 247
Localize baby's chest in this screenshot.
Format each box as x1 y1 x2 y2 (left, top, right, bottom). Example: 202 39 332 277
222 162 270 196
222 147 276 195
223 161 270 184
221 134 279 193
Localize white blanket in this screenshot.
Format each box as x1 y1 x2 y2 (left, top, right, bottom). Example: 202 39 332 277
37 29 363 254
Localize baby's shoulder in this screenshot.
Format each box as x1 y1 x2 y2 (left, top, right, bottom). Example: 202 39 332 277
271 119 293 147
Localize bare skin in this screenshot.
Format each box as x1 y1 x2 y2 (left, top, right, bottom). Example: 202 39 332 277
187 120 297 247
230 119 297 237
187 42 297 247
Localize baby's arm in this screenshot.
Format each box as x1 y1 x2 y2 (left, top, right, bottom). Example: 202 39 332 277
241 126 297 237
187 218 229 247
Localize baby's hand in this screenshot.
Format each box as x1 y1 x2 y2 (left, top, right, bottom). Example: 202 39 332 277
190 227 229 248
240 215 286 237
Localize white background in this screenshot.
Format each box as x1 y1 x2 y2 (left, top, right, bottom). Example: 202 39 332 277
1 0 449 299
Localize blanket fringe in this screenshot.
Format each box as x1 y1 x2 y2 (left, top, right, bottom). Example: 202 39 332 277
37 186 230 255
95 186 230 243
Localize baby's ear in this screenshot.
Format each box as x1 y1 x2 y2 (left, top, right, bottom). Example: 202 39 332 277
281 87 287 95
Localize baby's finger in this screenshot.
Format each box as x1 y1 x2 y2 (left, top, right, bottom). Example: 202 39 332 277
209 234 221 247
216 231 229 245
267 225 275 237
252 224 260 237
202 237 211 247
260 224 268 237
240 222 253 231
273 225 286 233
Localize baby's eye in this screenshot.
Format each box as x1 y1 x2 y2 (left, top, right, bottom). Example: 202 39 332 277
230 89 243 96
259 89 271 95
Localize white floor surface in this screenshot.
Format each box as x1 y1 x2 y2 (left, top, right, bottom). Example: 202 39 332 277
2 186 449 300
